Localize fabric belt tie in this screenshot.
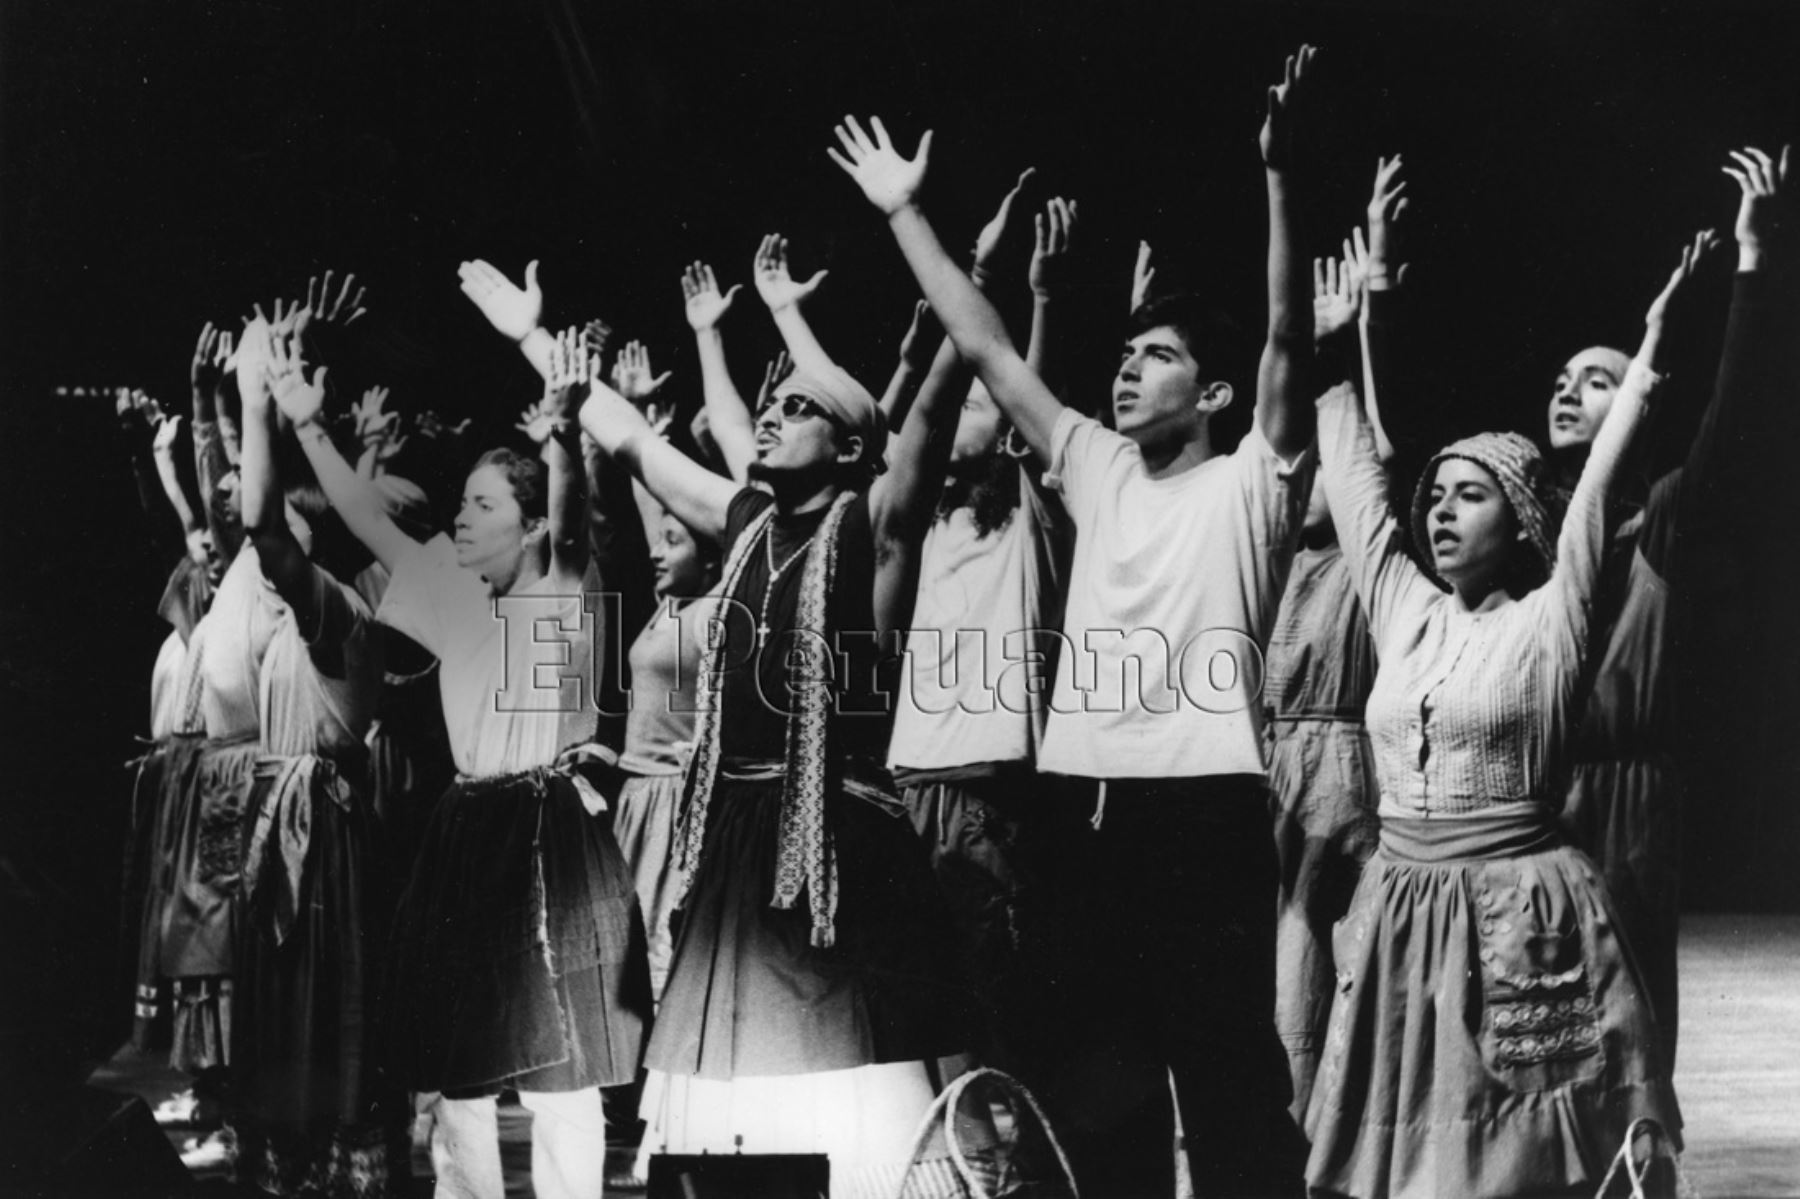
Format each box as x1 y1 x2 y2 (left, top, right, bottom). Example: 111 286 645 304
1380 809 1560 864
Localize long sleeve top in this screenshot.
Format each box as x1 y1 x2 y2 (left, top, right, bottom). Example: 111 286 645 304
1316 360 1662 819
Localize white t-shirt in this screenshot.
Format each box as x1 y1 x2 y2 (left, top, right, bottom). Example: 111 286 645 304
378 535 597 778
888 472 1066 775
1040 410 1313 779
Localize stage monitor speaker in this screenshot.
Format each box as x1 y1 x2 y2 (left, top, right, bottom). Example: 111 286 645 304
0 1085 191 1196
647 1152 828 1198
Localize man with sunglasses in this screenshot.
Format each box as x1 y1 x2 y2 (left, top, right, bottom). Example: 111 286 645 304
577 244 978 1188
833 47 1322 1199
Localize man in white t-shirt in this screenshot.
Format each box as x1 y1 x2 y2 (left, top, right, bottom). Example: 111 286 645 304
833 46 1321 1199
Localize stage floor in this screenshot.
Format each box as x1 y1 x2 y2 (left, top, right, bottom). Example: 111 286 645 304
89 913 1800 1197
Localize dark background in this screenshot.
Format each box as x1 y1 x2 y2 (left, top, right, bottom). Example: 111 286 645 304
3 0 1797 1081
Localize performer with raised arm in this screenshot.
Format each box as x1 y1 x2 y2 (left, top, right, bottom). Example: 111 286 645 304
280 314 649 1199
1548 146 1797 1070
227 311 410 1194
1302 234 1711 1199
576 233 972 1194
832 45 1322 1199
885 180 1077 1088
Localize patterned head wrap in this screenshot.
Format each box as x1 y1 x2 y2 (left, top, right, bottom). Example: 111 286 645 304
1410 431 1555 590
778 367 888 476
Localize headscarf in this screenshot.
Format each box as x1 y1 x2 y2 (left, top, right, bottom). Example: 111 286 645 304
1410 431 1555 591
779 366 888 476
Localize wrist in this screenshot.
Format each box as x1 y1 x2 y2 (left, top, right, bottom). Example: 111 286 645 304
1738 245 1764 274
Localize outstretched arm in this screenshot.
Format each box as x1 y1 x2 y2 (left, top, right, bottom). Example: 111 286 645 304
459 258 558 379
1026 196 1077 391
579 383 739 543
1256 45 1319 460
1550 233 1715 630
1673 146 1800 565
538 328 593 591
832 117 1066 463
681 262 757 483
190 322 244 563
266 326 421 574
245 323 332 638
752 235 835 377
878 301 942 427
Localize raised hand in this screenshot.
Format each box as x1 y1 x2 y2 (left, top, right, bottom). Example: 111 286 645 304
1131 240 1157 312
971 167 1037 272
1366 155 1408 288
150 404 185 455
1259 44 1318 171
1723 144 1792 272
583 317 615 362
1644 229 1721 335
266 325 329 428
1030 197 1078 297
351 385 396 442
416 410 472 442
542 326 595 428
757 350 794 413
681 261 742 332
191 323 225 396
1312 252 1364 341
304 269 368 326
236 316 275 408
352 386 406 466
752 234 828 312
896 301 941 372
515 397 557 446
611 339 673 404
458 258 543 342
829 115 933 216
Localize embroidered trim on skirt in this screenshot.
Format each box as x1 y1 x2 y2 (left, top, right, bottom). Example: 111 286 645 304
613 771 686 1002
383 767 651 1094
163 735 259 1071
1303 809 1681 1199
232 753 409 1195
647 773 974 1080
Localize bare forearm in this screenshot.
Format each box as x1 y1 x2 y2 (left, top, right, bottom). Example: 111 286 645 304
580 385 734 541
544 430 589 580
1025 293 1058 389
1258 168 1315 456
695 327 756 480
889 204 1062 457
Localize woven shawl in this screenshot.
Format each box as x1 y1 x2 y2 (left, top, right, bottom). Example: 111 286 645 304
673 490 859 947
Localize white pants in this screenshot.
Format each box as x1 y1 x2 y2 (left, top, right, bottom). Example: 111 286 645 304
425 1089 607 1199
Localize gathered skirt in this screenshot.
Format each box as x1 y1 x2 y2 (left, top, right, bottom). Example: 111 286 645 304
646 774 973 1081
383 767 651 1095
1303 811 1681 1199
162 735 260 1071
232 753 409 1198
612 771 686 1001
125 734 204 1053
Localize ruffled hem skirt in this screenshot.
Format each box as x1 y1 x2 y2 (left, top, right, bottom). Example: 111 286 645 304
383 767 651 1094
1303 812 1681 1199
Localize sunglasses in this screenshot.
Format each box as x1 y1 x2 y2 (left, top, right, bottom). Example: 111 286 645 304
756 391 837 426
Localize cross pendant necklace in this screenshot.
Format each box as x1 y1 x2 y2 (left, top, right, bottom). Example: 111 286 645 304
758 522 818 643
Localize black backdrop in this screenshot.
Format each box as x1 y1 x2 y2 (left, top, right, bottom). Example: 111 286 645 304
3 0 1798 1073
